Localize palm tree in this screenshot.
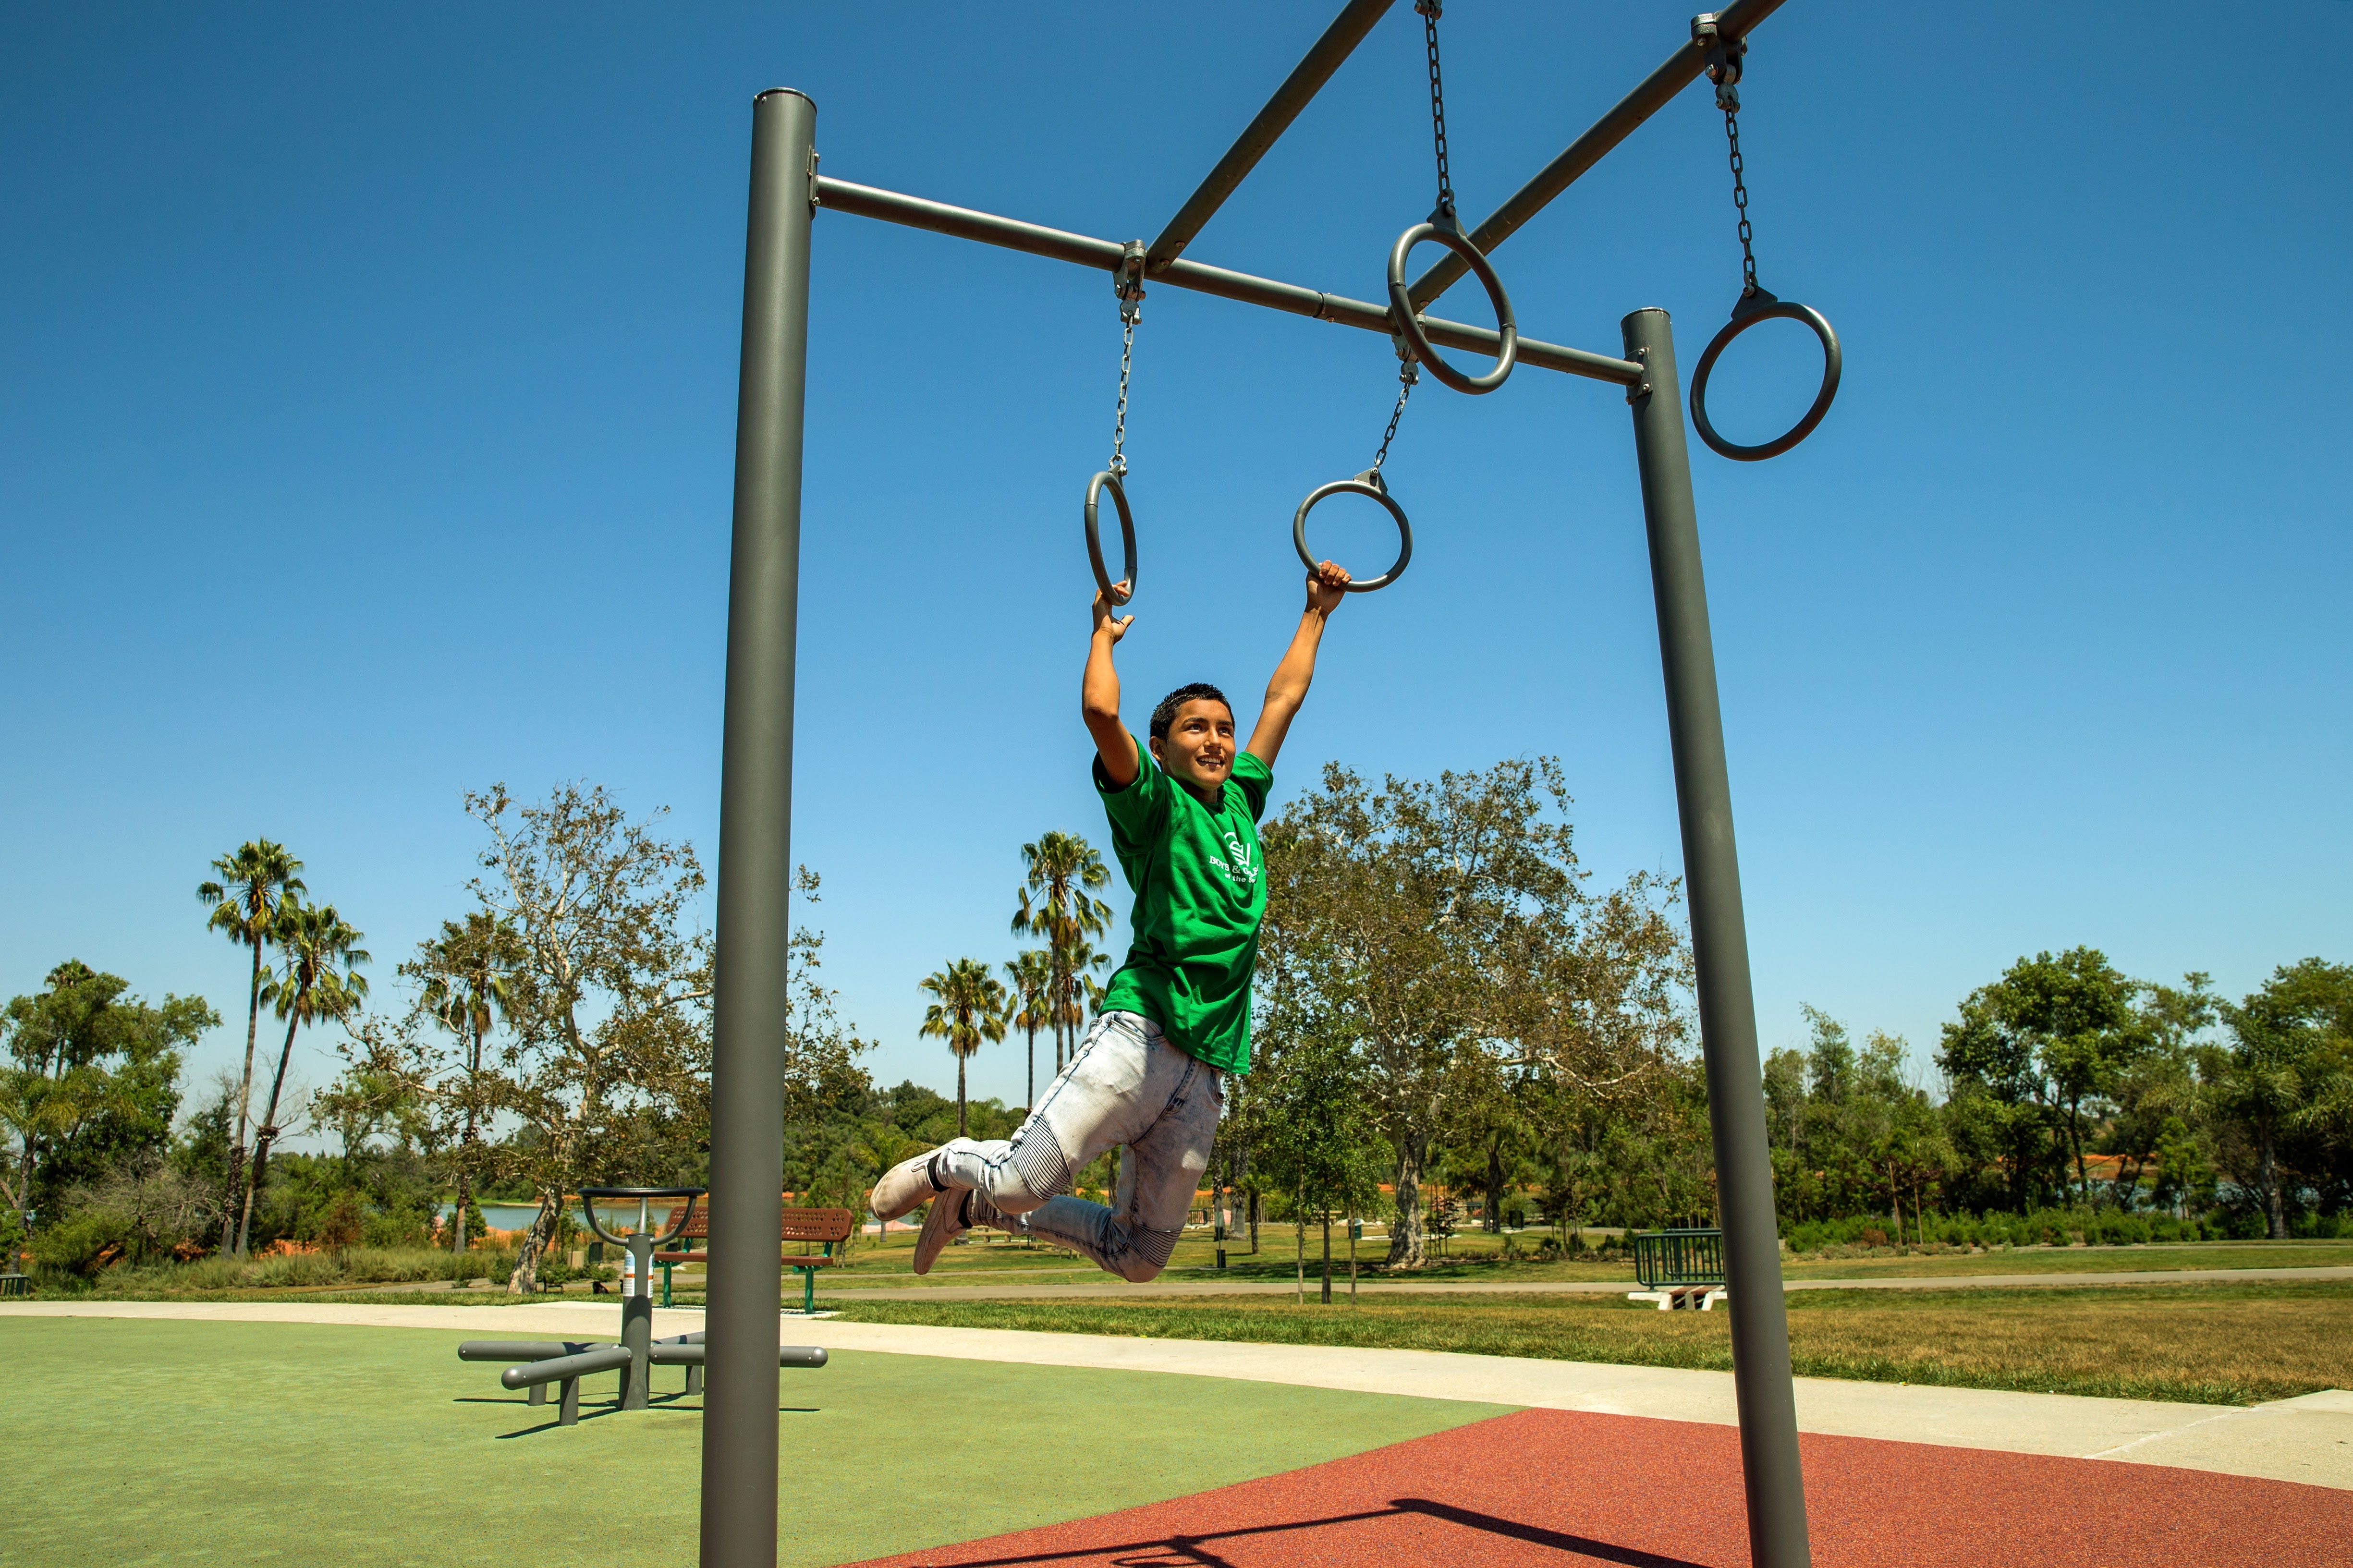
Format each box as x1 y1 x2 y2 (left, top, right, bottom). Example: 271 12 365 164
1005 949 1054 1111
1056 934 1114 1061
918 958 1009 1137
416 912 517 1255
197 840 304 1256
1009 832 1114 1075
238 895 369 1255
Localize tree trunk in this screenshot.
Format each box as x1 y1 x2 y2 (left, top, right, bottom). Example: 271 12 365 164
236 1008 305 1257
454 1018 482 1254
510 1191 558 1293
1319 1212 1331 1303
227 937 264 1257
2258 1119 2287 1240
1294 1201 1304 1304
2068 1098 2090 1207
1484 1132 1504 1234
1247 1187 1259 1254
1025 1024 1036 1112
1348 1207 1357 1305
1384 1129 1429 1268
956 1052 968 1137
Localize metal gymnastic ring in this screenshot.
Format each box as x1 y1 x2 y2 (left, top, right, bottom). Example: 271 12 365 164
1292 473 1414 592
1688 290 1842 462
1084 470 1137 605
1387 222 1518 395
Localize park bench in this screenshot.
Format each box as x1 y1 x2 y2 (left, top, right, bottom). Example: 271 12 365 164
658 1204 855 1314
1629 1227 1727 1310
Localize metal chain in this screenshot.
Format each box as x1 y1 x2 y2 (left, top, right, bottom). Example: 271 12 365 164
1110 245 1145 477
1723 107 1757 298
1416 0 1453 225
1698 19 1757 299
1109 308 1137 476
1370 355 1419 478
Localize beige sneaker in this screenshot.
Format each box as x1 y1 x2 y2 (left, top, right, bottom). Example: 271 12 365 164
869 1150 948 1224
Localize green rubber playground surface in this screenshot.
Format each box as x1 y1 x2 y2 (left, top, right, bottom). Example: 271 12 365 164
8 1318 1509 1568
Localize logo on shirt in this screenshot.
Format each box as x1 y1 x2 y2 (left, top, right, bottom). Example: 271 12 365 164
1218 830 1260 887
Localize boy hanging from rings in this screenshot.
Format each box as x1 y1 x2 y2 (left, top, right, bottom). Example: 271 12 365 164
868 559 1353 1277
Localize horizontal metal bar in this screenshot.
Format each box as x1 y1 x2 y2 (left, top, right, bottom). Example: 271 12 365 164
1407 0 1789 308
500 1345 632 1389
1146 0 1396 274
647 1343 828 1368
816 177 1641 386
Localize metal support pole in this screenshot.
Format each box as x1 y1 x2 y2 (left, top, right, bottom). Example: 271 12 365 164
1620 306 1810 1568
703 86 815 1568
621 1233 655 1408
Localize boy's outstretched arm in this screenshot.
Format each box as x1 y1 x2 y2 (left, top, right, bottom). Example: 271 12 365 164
1083 583 1139 787
1244 561 1350 768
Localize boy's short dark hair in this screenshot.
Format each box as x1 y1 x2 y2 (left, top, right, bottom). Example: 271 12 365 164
1150 682 1232 742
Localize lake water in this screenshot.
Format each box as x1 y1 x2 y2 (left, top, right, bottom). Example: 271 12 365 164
436 1202 683 1234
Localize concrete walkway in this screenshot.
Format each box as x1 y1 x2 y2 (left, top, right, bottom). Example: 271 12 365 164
9 1299 2347 1491
820 1262 2353 1301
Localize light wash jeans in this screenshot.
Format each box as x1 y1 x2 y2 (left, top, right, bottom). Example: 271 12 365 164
934 1009 1220 1282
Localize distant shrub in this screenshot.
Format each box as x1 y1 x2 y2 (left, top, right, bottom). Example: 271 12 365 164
31 1213 133 1278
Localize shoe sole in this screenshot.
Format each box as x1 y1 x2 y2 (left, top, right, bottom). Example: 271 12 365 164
912 1192 965 1275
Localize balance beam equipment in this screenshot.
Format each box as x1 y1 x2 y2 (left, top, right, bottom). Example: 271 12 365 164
499 1344 634 1426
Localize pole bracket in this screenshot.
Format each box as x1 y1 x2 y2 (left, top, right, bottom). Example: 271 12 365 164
1691 14 1746 111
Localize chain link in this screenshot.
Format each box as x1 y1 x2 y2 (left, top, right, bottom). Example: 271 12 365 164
1723 108 1756 298
1370 355 1419 478
1698 19 1758 301
1109 245 1145 477
1416 0 1453 224
1109 311 1136 476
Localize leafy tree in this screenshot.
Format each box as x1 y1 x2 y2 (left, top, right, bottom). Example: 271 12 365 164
1939 949 2138 1210
1 962 215 1249
195 839 304 1253
1010 832 1113 1076
1247 1026 1387 1301
235 897 370 1255
2213 959 2353 1238
2102 974 2216 1214
1257 758 1687 1266
1004 949 1053 1111
455 783 712 1291
919 958 1009 1137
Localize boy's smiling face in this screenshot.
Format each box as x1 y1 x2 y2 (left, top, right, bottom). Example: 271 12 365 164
1150 698 1237 797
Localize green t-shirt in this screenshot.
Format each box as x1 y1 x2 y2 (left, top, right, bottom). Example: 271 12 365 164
1093 738 1272 1075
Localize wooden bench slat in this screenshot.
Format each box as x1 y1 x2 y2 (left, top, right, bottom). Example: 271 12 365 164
655 1204 857 1252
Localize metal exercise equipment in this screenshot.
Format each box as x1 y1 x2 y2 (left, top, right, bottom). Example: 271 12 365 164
1289 0 1509 596
1084 242 1147 607
711 3 1828 1562
460 1336 829 1428
1685 12 1842 461
578 1185 704 1408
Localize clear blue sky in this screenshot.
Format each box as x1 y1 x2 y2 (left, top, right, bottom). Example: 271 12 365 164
5 3 2347 1142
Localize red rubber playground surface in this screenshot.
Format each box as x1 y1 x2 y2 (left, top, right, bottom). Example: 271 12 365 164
847 1408 2352 1568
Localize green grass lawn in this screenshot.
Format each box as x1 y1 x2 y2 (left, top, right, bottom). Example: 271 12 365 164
817 1226 2353 1288
827 1282 2353 1407
4 1318 1506 1568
